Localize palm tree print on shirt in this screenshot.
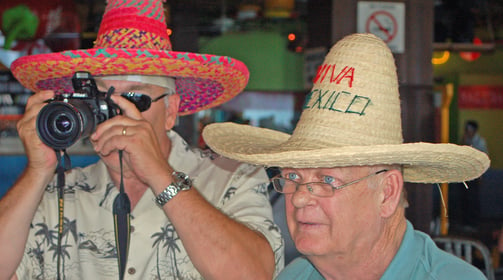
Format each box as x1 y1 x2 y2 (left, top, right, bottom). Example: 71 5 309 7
151 223 183 278
31 217 77 279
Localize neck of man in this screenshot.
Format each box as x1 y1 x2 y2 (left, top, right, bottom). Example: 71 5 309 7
312 209 408 280
107 166 149 209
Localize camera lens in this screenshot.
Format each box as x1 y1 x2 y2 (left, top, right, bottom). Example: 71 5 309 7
36 100 95 150
54 115 73 134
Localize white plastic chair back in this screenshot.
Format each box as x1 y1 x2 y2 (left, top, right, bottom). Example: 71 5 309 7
434 236 495 280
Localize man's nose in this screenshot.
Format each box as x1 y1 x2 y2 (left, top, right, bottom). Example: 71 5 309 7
290 184 315 208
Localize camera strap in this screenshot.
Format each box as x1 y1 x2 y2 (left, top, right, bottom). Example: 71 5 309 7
55 149 71 280
113 150 131 280
52 149 131 280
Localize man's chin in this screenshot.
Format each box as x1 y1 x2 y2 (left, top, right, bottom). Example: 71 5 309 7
293 236 325 256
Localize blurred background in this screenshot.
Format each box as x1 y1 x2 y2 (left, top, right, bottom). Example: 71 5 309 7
1 0 503 275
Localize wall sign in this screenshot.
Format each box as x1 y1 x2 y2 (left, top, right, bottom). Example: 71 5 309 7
458 85 503 109
357 1 405 53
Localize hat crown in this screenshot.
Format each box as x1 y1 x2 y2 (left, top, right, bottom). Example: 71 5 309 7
94 0 172 50
288 33 403 149
10 0 250 117
201 32 490 183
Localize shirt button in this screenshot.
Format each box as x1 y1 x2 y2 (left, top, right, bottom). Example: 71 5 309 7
128 267 136 275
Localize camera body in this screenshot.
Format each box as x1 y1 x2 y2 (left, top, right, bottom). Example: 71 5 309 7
36 71 120 150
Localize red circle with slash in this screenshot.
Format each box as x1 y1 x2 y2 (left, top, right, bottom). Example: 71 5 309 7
365 10 397 43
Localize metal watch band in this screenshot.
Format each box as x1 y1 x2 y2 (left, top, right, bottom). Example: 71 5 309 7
155 171 192 207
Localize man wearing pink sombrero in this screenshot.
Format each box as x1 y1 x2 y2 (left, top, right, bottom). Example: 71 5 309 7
0 0 283 279
203 33 491 279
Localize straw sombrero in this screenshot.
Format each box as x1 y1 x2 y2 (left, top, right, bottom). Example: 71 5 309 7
203 33 490 183
10 0 248 115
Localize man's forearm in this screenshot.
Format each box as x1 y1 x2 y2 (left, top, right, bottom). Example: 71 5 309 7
0 168 52 278
162 188 275 279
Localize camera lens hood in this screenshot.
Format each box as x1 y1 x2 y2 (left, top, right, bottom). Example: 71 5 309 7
36 101 90 150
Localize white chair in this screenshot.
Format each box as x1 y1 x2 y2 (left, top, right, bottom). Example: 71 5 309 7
434 236 495 280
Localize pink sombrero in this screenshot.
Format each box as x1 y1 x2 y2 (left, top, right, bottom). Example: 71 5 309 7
10 0 249 115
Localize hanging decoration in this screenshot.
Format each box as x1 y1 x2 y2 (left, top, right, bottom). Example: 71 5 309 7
459 37 482 62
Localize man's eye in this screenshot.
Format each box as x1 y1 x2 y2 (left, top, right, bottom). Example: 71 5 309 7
323 176 335 184
285 173 299 180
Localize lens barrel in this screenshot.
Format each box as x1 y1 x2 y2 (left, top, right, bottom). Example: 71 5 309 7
36 100 96 150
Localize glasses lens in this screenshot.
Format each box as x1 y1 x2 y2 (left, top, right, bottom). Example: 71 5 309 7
272 177 335 197
310 183 334 197
121 92 152 112
272 178 286 193
272 178 296 193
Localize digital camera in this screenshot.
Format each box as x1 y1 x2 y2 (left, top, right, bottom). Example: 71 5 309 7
36 71 120 150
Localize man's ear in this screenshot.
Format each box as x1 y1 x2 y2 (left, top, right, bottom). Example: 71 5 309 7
379 169 404 218
165 94 180 131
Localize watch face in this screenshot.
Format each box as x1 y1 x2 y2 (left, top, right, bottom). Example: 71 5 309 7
173 172 192 190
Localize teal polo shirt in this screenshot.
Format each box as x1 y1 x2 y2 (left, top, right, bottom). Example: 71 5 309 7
276 220 486 280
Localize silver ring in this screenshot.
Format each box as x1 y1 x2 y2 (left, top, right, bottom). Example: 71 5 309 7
122 127 127 136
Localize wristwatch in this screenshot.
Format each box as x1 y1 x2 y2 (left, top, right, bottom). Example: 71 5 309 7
155 171 192 207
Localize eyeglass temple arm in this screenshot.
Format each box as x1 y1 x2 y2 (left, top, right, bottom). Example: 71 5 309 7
332 169 388 190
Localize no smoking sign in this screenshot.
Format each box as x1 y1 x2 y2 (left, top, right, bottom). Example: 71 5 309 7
357 2 405 53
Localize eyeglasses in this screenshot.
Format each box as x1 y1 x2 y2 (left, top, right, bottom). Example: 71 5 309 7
271 169 388 197
121 92 170 112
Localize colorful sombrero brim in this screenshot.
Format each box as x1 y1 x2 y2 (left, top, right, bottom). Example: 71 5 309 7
10 48 249 115
203 122 491 184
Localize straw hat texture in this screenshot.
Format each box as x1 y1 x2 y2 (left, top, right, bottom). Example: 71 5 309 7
203 33 490 183
10 0 248 115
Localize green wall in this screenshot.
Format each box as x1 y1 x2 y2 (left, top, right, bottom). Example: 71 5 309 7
200 30 305 92
434 49 503 169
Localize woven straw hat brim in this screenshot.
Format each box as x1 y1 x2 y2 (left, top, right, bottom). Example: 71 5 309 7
10 48 248 116
203 122 490 184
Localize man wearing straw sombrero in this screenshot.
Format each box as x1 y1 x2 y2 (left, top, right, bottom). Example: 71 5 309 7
0 0 283 279
203 33 490 279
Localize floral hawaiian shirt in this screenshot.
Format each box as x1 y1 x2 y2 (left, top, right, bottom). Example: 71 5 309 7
16 131 284 279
